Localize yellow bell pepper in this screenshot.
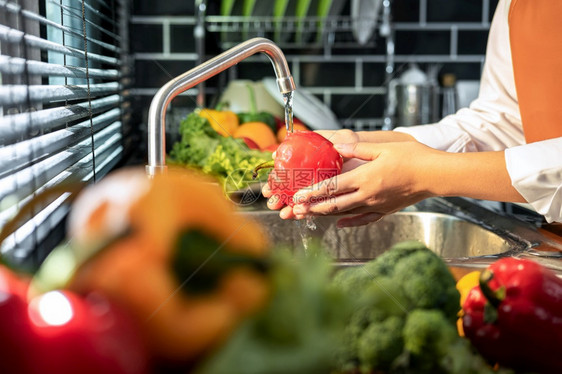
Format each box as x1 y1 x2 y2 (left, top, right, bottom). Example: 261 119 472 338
199 107 239 137
455 270 481 336
68 168 270 363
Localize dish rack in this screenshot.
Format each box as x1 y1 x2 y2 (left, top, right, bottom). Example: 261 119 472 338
195 0 396 130
206 15 379 49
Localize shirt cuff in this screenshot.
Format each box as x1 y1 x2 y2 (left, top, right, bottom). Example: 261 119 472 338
394 123 478 153
505 138 562 223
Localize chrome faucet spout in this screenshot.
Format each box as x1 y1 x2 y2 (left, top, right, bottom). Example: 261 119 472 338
146 37 296 176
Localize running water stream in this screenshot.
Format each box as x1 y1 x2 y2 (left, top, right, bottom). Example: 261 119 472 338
283 91 294 132
283 91 318 254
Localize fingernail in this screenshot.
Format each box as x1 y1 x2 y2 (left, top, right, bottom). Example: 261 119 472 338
333 143 344 150
334 143 348 152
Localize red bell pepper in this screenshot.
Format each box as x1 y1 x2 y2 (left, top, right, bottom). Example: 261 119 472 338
462 258 562 373
0 265 149 374
0 266 40 373
257 131 343 207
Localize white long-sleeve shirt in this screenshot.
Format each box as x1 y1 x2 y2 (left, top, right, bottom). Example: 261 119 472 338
395 0 562 223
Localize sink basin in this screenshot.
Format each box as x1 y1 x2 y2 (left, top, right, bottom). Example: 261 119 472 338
243 211 513 262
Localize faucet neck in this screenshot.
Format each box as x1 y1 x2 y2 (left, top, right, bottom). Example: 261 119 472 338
146 38 295 176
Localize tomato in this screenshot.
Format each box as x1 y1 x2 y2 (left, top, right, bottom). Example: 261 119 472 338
267 131 343 206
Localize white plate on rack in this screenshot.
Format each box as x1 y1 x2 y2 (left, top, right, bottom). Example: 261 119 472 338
262 78 341 130
351 0 382 45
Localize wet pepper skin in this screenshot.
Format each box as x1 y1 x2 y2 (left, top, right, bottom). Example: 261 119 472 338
268 131 343 207
462 258 562 373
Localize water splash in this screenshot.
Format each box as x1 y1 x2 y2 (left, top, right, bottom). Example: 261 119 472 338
295 216 317 256
305 216 317 230
283 91 294 133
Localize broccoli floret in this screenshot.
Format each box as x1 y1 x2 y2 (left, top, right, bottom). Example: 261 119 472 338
402 309 510 374
403 309 457 356
332 241 468 374
337 304 372 370
334 274 408 371
357 315 404 373
331 266 371 296
391 248 460 322
363 240 427 277
401 309 458 373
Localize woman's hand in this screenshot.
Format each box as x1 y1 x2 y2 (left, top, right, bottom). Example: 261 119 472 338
261 130 419 221
262 130 524 226
290 141 437 227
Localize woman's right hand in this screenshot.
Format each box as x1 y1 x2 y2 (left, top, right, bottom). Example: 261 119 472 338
316 129 416 145
314 129 360 145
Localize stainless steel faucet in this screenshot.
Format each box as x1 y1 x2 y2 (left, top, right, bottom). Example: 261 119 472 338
146 37 296 176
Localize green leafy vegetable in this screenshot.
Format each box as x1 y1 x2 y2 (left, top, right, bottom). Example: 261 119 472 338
168 112 272 190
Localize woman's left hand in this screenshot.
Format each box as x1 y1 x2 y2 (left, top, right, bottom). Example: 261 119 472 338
289 141 438 227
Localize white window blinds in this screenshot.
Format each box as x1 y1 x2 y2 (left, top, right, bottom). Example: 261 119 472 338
0 0 130 267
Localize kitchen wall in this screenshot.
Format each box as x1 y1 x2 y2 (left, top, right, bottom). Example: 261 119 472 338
130 0 499 154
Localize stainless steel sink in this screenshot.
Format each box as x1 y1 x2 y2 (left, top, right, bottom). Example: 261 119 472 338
243 210 513 263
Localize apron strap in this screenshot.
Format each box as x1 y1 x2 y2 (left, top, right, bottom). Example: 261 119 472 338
509 0 562 143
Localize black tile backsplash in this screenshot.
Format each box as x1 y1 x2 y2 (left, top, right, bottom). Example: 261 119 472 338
132 0 195 16
438 62 483 80
331 94 386 120
427 0 482 22
458 30 490 55
395 30 451 55
134 60 196 88
363 63 387 87
301 63 355 87
392 0 421 22
130 24 163 53
489 0 500 21
235 61 280 82
170 25 196 53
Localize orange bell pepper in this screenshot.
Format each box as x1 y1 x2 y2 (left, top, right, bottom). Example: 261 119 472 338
67 168 270 363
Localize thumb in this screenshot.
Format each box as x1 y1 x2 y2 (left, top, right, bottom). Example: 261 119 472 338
334 142 379 161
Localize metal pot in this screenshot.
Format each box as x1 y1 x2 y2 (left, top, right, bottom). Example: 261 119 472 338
394 83 438 127
386 64 439 128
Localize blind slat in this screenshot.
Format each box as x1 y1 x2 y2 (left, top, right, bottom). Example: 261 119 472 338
47 0 122 43
82 1 119 29
90 0 113 12
0 24 120 66
0 94 120 145
1 140 123 255
0 122 122 205
0 56 120 79
0 82 120 105
0 0 120 54
0 108 121 178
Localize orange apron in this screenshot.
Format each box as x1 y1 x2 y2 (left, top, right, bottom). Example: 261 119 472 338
509 0 562 143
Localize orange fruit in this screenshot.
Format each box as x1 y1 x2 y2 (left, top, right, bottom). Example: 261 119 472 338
233 122 277 150
276 123 309 143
